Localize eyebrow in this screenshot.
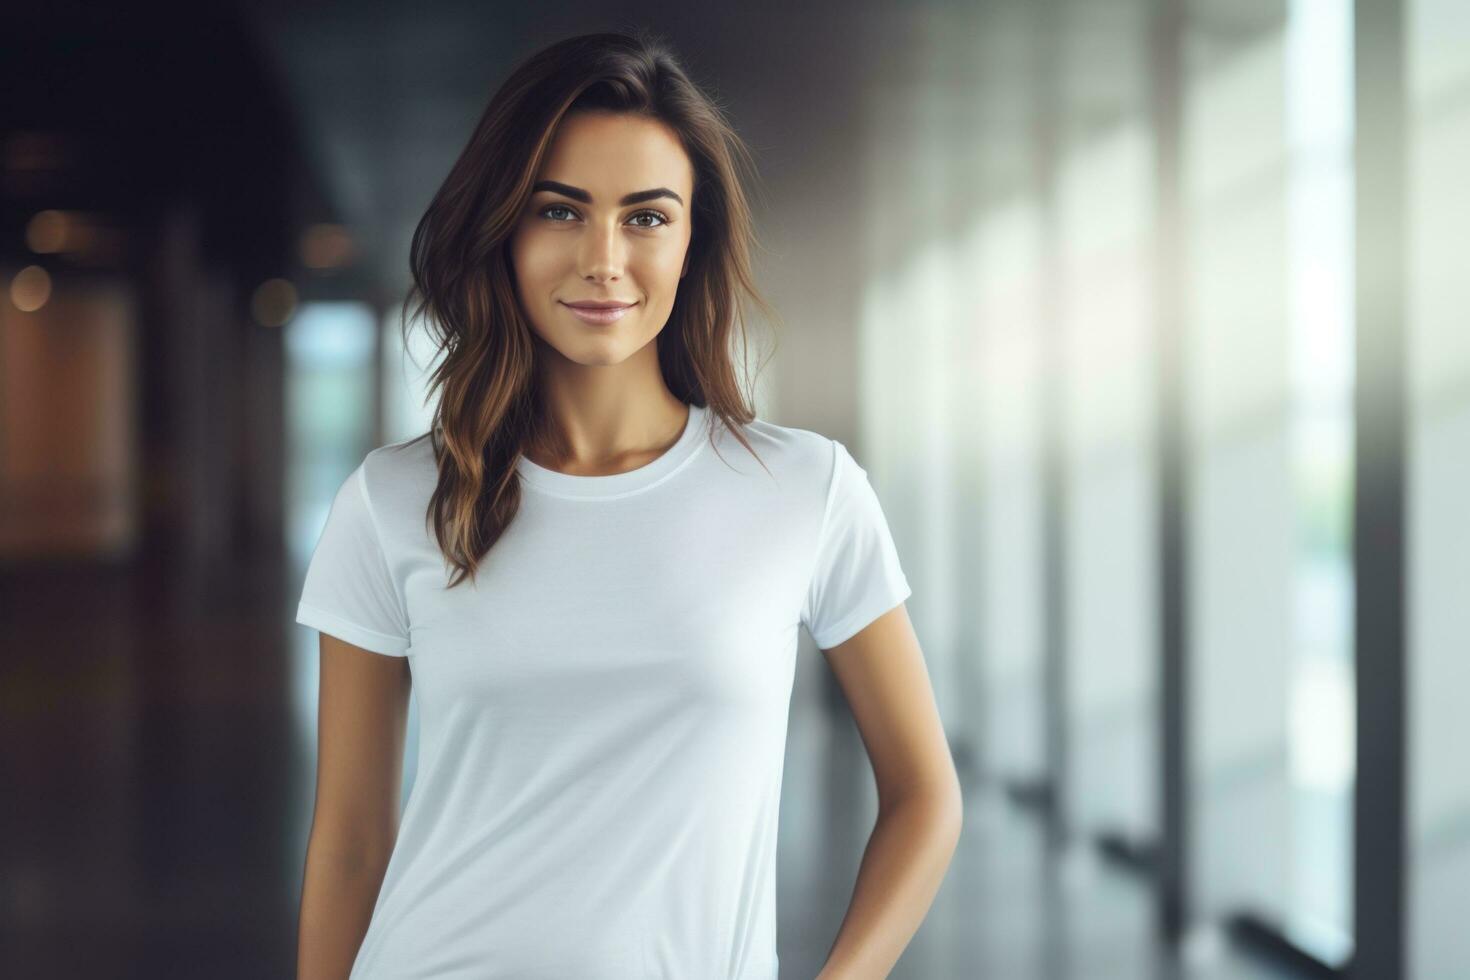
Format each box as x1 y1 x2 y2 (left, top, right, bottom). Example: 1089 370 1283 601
531 180 684 208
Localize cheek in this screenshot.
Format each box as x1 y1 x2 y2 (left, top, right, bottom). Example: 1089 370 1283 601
645 236 689 280
510 229 561 289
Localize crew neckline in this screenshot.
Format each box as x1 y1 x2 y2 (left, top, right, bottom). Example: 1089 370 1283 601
515 402 710 500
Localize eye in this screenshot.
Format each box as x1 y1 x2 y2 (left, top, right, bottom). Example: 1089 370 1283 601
535 204 671 228
629 209 670 228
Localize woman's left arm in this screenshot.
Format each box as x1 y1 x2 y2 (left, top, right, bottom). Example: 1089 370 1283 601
813 602 965 980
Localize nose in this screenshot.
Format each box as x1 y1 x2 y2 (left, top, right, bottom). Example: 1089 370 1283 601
578 221 625 283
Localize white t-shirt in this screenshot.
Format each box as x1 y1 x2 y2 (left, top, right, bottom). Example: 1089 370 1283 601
295 401 912 980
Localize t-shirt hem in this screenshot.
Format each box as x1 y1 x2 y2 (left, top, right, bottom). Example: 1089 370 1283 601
809 579 912 651
297 601 411 656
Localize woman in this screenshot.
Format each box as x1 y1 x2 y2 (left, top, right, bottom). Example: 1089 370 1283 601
295 30 962 980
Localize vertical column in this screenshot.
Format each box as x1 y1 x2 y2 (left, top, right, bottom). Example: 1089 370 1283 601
943 0 994 780
242 290 285 558
1351 0 1407 976
1150 0 1190 942
1034 0 1068 849
369 287 389 452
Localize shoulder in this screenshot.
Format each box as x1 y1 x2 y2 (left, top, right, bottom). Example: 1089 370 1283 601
357 431 439 519
713 413 839 486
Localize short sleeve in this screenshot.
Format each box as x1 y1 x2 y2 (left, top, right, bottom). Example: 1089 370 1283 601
295 462 412 656
801 439 913 650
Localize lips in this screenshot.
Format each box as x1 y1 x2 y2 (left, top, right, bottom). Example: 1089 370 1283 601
560 300 636 325
562 300 635 310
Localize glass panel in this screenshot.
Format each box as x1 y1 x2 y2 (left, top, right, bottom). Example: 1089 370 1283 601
1184 21 1295 923
1407 0 1470 974
1056 118 1161 842
973 197 1048 783
1283 0 1355 963
284 300 378 565
1181 9 1357 963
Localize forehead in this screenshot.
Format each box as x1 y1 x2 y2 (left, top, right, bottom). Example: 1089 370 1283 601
536 111 694 198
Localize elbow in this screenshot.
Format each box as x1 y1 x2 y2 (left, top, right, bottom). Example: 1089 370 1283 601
881 777 965 837
931 785 965 864
939 782 965 842
306 814 399 873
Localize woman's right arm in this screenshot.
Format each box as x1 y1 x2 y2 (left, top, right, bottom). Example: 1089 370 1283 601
297 633 413 980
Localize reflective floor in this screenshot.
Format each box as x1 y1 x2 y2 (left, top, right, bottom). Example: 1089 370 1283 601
2 559 1304 979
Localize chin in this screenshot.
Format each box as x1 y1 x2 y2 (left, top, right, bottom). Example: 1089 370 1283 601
554 335 633 367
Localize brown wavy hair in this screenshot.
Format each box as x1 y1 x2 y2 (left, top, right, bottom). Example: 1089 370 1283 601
398 30 779 588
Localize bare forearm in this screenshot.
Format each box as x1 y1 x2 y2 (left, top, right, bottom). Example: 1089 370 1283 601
297 839 392 980
815 791 963 980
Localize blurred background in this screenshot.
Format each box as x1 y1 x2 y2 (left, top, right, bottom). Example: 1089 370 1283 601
0 0 1464 977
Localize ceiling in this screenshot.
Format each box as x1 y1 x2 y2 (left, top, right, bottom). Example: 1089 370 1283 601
232 0 1285 295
